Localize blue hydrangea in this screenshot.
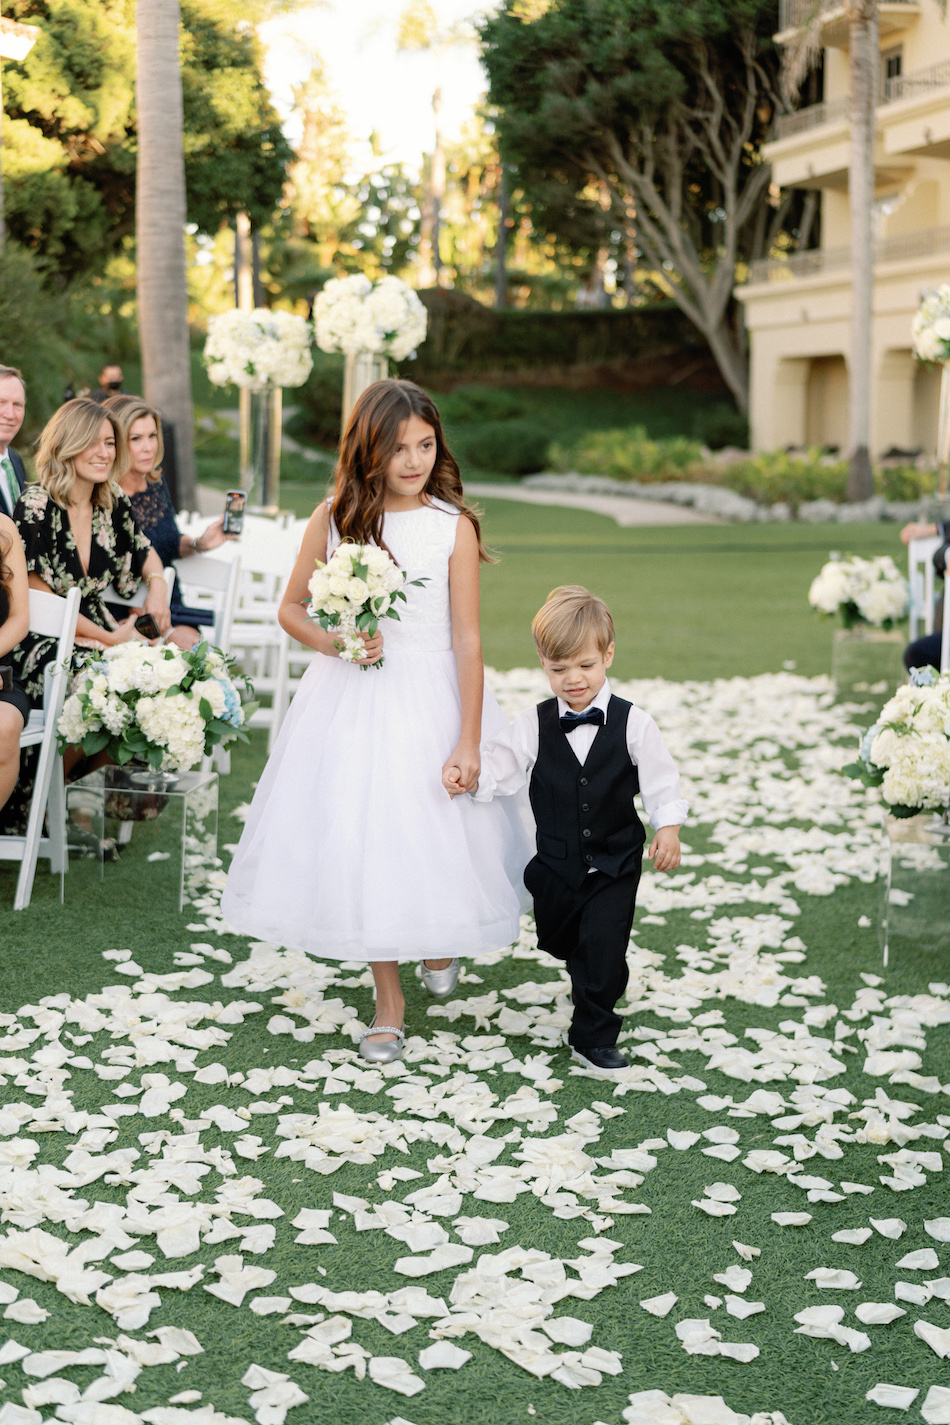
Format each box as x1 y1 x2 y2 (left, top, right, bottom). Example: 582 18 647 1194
860 722 882 763
909 665 938 687
216 677 243 727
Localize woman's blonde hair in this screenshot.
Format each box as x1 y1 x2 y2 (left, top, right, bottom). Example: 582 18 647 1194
532 585 615 661
35 398 124 511
103 394 164 483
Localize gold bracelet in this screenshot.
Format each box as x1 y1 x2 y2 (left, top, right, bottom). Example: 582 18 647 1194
145 573 165 585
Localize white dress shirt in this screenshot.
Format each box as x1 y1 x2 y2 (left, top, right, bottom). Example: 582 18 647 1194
474 678 688 829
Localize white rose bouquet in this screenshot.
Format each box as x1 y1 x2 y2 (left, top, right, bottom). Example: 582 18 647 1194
58 641 255 771
203 308 313 390
307 541 423 671
313 274 427 362
846 667 950 816
808 554 908 629
912 286 950 364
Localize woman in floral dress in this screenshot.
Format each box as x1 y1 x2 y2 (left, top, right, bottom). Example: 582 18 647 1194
1 399 170 833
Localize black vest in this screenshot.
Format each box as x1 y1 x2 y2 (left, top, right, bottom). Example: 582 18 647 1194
529 695 644 890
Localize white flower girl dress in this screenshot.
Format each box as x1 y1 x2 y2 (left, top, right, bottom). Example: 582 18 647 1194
222 498 531 961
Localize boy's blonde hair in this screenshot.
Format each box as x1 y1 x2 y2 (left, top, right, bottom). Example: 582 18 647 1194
532 585 615 661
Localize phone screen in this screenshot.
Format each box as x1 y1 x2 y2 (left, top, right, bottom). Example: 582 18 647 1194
223 489 247 536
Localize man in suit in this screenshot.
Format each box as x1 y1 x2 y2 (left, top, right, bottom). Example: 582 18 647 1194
0 366 27 517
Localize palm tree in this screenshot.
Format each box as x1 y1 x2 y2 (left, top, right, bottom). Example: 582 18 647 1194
783 0 878 501
135 0 197 510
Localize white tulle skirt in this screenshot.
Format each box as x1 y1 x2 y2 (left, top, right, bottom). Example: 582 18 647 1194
222 647 532 961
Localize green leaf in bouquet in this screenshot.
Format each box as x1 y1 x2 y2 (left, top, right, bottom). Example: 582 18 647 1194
146 746 164 769
385 607 401 619
82 730 111 756
114 743 136 765
353 560 369 582
889 802 923 819
199 698 213 721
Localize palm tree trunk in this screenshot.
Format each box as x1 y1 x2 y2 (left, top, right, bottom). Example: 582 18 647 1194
846 0 878 501
135 0 197 511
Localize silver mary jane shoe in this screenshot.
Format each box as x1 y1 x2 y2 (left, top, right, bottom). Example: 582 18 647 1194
420 957 460 998
358 1021 405 1064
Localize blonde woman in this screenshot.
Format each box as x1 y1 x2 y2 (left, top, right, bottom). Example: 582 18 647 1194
106 395 234 649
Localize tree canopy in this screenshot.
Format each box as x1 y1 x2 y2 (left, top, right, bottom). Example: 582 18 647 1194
479 0 798 407
2 0 291 280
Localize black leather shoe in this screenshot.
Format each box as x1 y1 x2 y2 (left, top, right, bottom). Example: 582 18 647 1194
571 1045 629 1071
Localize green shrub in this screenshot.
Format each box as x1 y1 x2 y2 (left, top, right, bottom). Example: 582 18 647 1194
551 424 705 481
719 448 847 509
453 418 552 475
284 349 345 448
875 465 936 501
439 387 526 424
692 402 749 450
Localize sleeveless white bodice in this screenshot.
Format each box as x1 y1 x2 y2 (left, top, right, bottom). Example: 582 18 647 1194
327 498 459 654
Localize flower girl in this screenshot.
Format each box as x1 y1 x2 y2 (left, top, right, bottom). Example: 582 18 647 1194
222 380 530 1062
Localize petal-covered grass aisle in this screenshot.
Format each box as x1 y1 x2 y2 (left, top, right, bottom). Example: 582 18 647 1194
1 669 949 1425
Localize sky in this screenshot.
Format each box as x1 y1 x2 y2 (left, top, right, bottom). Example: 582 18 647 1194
260 0 494 177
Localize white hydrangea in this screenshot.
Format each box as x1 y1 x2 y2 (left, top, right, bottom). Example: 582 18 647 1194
307 540 410 664
808 554 908 627
912 284 950 364
203 308 313 390
313 274 427 362
864 672 950 811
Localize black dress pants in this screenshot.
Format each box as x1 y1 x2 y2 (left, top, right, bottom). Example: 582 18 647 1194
525 855 642 1048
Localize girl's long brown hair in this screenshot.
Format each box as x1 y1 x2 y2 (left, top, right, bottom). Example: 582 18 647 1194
331 379 495 563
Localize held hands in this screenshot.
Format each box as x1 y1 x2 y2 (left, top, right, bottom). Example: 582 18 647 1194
442 742 479 799
347 630 384 665
648 825 682 873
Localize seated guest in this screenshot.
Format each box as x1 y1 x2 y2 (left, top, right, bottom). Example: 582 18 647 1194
0 514 29 812
106 395 235 649
901 520 949 671
2 399 170 834
0 366 27 518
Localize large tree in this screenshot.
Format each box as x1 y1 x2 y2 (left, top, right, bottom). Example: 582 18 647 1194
136 0 196 509
2 0 290 279
479 0 793 412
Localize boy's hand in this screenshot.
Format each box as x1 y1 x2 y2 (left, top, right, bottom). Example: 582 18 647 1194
442 764 479 798
648 825 681 873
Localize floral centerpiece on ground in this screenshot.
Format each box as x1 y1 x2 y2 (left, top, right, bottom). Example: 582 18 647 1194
202 308 313 390
808 554 909 629
307 541 422 670
846 667 950 816
58 641 254 770
912 286 950 364
313 274 427 361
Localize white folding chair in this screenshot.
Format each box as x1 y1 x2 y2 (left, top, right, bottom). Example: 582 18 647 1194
941 580 950 674
172 552 242 657
1 587 81 909
102 567 176 614
908 536 943 641
226 521 301 751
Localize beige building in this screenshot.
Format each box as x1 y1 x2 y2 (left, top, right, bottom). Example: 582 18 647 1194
736 0 950 454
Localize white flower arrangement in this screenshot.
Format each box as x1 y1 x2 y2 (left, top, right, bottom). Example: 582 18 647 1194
912 285 950 364
313 274 428 362
848 667 950 816
808 554 908 629
203 308 313 390
307 540 421 669
58 640 254 771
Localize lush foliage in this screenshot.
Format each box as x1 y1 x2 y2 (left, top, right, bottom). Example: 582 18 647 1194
2 0 290 278
307 541 419 669
58 641 253 770
314 274 428 362
203 309 313 391
847 668 950 816
551 426 705 482
808 555 909 630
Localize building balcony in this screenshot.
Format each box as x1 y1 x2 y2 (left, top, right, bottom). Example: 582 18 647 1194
776 0 919 47
743 222 950 285
776 96 849 140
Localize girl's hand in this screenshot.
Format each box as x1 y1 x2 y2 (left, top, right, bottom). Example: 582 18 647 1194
900 521 938 545
444 742 479 795
648 826 681 873
353 630 384 665
108 614 140 646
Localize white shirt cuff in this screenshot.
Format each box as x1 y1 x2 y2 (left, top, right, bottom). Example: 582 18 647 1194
648 799 689 830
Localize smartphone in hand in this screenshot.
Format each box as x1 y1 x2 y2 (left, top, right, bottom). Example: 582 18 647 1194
134 613 161 640
222 489 247 536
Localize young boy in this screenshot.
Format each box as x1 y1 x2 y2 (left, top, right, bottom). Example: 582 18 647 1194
445 585 686 1072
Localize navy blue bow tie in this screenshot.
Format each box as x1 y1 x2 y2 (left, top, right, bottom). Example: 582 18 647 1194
560 707 604 733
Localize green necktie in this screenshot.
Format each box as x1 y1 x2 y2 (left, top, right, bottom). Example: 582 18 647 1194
0 455 18 513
